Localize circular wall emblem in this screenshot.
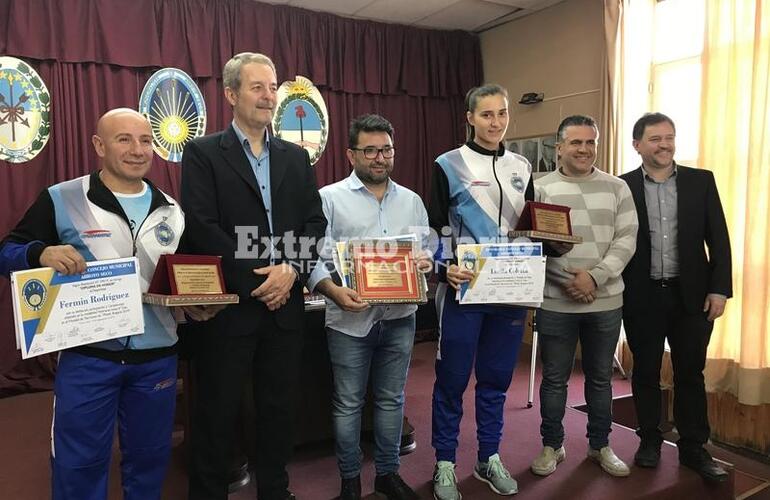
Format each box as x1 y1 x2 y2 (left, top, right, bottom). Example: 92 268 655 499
272 76 329 165
0 57 51 163
139 68 206 163
154 221 174 246
22 279 47 311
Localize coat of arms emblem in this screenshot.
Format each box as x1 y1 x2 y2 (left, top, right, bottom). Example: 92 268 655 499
272 76 329 165
139 68 206 162
0 57 51 163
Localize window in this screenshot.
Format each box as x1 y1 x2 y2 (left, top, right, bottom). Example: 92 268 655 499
619 0 706 172
650 0 705 165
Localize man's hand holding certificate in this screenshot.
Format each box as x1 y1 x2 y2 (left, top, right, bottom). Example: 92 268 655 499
10 257 144 359
456 242 546 307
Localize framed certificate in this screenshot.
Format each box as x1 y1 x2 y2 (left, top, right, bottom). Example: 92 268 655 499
347 239 427 304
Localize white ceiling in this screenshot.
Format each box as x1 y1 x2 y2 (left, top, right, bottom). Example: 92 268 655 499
257 0 565 32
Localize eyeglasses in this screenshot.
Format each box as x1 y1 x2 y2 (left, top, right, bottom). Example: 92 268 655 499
350 146 395 159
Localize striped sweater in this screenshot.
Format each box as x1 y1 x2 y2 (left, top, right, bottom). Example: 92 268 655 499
535 168 638 313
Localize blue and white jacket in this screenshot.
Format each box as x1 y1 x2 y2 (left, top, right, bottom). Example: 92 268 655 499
429 141 534 258
0 172 184 362
428 141 534 314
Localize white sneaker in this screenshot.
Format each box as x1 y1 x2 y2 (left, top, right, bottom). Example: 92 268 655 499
530 446 566 476
587 446 630 477
473 453 518 495
433 461 462 500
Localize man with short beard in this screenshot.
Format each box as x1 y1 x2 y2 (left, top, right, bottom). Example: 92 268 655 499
620 112 731 482
307 114 429 500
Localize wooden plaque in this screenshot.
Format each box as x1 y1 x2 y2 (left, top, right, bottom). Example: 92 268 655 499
509 201 583 244
143 254 239 306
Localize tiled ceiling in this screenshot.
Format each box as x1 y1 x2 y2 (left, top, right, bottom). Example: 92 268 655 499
257 0 565 32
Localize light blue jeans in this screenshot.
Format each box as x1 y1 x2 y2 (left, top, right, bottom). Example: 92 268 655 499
327 314 415 478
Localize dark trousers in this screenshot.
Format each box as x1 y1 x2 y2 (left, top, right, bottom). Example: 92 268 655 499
432 286 526 463
537 308 622 450
624 283 713 454
188 315 303 500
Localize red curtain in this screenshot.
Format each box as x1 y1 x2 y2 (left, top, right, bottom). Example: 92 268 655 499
0 0 481 395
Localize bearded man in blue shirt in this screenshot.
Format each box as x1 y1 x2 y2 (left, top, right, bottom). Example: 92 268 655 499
307 114 431 500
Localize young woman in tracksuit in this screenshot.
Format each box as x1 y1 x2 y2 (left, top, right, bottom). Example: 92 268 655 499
429 84 534 500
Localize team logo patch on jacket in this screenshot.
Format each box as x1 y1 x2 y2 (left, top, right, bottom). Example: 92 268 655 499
155 221 174 246
511 174 525 193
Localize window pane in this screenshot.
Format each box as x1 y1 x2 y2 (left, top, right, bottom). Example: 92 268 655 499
654 0 705 63
652 59 701 164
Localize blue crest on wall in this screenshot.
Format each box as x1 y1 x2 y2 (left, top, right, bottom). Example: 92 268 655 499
139 68 206 163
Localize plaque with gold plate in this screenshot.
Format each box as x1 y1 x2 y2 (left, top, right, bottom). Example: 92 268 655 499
143 254 239 306
508 201 583 244
347 239 428 304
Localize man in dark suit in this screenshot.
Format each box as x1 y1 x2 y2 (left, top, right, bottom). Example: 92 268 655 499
620 112 732 482
180 52 326 500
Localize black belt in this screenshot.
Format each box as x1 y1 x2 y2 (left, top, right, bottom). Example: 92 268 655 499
650 277 679 288
70 344 177 364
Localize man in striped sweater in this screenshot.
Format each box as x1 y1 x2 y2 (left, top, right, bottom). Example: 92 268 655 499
530 115 638 478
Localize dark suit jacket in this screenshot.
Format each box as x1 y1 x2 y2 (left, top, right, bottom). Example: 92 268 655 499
620 165 732 316
180 126 326 334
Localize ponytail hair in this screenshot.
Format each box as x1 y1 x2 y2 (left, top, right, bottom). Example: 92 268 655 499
465 83 509 142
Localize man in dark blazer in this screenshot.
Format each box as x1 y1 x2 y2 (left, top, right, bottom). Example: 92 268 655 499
180 52 326 500
620 112 732 482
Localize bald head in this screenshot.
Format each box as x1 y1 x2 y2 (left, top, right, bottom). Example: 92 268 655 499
92 108 154 193
96 108 150 138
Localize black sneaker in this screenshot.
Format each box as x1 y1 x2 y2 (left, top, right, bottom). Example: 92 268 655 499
339 475 361 500
634 440 661 468
679 448 729 482
374 473 419 500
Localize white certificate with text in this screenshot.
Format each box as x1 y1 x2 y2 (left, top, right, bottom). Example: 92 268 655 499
10 257 144 359
456 242 545 307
